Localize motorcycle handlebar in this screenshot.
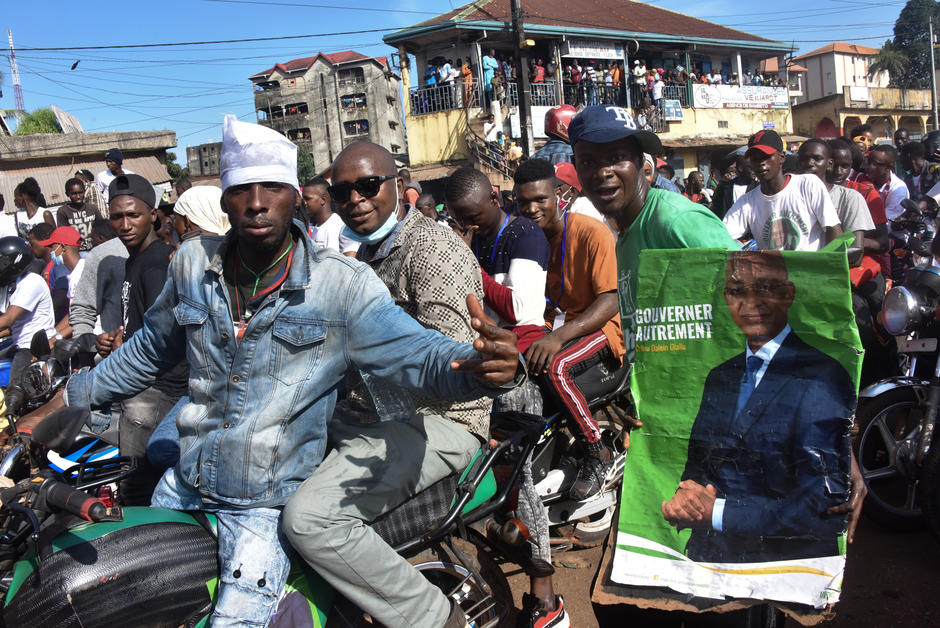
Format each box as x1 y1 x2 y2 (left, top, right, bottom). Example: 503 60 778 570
39 480 110 522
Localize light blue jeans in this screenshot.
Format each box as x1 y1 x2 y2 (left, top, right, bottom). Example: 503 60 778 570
151 470 293 627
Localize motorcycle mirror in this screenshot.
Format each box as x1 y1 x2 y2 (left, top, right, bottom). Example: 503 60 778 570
4 384 25 417
30 330 51 361
901 198 921 214
30 407 90 453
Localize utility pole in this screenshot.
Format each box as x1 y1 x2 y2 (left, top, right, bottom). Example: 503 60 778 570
511 0 534 155
931 17 938 131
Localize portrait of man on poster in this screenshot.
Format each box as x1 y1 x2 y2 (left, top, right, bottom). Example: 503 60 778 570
661 251 856 563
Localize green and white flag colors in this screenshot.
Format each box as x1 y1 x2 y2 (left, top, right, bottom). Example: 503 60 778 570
611 248 861 609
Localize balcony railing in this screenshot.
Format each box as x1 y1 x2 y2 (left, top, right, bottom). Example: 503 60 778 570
662 84 691 108
560 83 626 107
409 83 480 115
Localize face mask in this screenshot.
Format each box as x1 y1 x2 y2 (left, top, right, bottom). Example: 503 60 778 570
341 188 401 245
52 248 64 266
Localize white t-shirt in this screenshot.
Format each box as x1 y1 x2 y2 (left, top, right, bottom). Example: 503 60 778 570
652 80 665 100
95 168 136 205
1 273 55 349
484 121 499 142
15 209 47 239
723 174 841 251
829 185 875 233
308 213 358 254
67 258 86 301
879 171 910 221
0 213 17 239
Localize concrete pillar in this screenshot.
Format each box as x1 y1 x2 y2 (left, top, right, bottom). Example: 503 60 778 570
777 55 787 87
734 53 744 86
553 41 564 107
398 46 411 117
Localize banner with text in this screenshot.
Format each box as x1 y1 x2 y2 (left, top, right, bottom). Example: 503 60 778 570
692 84 789 109
611 248 861 610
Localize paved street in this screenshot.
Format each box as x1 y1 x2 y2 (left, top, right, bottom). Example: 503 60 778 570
504 517 940 627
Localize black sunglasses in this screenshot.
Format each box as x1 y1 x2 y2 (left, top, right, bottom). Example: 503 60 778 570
327 175 396 203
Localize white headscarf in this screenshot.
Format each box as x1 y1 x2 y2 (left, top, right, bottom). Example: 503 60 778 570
174 186 230 235
219 114 298 192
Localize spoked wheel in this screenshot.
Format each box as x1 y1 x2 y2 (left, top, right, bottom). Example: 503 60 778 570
854 388 926 530
409 538 512 628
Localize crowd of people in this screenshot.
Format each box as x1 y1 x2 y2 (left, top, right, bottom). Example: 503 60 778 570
4 97 926 626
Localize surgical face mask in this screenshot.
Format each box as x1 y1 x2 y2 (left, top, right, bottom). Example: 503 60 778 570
52 246 64 266
341 188 401 245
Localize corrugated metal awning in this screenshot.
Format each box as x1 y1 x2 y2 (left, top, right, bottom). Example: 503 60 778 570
0 155 171 210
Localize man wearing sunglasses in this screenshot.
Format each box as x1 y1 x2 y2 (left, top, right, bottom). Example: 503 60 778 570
283 140 498 628
51 118 521 627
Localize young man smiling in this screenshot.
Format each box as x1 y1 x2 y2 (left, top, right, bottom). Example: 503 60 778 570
56 177 100 251
44 116 520 627
513 158 623 501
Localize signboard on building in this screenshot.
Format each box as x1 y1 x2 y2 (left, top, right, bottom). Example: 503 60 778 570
663 100 683 121
692 85 789 110
560 39 624 60
763 121 776 129
51 105 84 134
848 86 870 102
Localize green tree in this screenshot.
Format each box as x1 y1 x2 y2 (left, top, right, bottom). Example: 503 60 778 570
890 0 940 89
868 40 910 83
15 108 62 135
165 151 189 182
297 145 317 183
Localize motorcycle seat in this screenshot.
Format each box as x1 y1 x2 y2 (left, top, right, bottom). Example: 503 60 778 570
370 473 459 548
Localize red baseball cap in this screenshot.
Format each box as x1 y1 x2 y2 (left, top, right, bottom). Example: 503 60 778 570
655 157 668 168
38 226 82 248
554 162 581 192
746 129 784 157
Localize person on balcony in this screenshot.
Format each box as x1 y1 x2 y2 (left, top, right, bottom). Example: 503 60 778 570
461 57 475 108
482 49 499 105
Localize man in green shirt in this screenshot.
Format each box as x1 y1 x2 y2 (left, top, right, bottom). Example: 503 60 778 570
568 105 739 366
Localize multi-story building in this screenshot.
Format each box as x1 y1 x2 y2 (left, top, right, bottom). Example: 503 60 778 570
791 42 933 140
383 0 795 187
186 142 222 179
249 51 406 174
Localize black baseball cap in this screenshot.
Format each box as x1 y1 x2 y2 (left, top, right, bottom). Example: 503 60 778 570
567 105 662 155
746 130 784 157
108 174 156 208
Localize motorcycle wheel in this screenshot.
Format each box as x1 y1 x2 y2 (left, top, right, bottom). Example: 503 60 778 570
567 504 616 548
409 537 512 628
920 443 940 543
854 388 926 530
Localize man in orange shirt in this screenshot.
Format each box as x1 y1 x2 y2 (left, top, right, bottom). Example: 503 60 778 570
514 158 623 501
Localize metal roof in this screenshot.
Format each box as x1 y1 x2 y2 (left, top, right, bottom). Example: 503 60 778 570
1 155 171 211
384 0 790 52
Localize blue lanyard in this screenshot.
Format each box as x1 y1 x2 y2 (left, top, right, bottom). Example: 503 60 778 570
546 213 569 312
475 214 511 271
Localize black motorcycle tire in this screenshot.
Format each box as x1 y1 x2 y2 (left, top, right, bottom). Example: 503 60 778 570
920 442 940 544
854 388 926 530
409 537 512 627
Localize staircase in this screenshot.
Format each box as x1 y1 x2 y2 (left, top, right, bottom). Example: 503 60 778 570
464 108 516 183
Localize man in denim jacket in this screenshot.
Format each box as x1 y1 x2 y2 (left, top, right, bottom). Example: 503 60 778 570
59 116 522 626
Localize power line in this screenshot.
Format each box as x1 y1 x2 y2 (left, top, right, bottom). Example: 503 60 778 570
201 0 438 15
15 28 400 52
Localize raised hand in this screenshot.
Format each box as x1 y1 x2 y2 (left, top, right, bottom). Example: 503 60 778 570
451 293 521 387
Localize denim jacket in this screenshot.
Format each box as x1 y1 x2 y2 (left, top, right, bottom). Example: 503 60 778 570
66 224 492 508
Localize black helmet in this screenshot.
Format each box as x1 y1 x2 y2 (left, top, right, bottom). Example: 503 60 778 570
0 236 33 287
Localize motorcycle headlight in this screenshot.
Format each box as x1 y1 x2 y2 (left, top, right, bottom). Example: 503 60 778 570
883 286 922 336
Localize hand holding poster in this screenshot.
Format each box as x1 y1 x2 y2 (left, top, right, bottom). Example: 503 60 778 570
609 248 860 614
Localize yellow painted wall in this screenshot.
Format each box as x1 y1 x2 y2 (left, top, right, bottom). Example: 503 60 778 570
661 107 793 140
405 109 469 166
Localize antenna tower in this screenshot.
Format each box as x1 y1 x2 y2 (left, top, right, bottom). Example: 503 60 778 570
8 30 25 111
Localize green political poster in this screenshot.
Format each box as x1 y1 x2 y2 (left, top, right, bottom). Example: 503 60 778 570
610 248 861 609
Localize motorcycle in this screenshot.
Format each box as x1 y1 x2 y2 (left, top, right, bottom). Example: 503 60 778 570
0 404 568 627
855 262 940 535
889 198 938 280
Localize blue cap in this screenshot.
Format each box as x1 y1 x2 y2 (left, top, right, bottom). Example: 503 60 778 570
567 105 662 155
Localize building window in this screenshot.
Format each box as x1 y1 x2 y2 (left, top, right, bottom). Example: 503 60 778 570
288 77 297 87
717 120 729 129
826 72 832 80
338 67 365 86
287 128 312 144
341 93 367 110
389 121 398 130
391 144 401 153
344 119 369 136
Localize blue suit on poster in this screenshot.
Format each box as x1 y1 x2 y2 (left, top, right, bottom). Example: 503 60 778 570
681 330 855 563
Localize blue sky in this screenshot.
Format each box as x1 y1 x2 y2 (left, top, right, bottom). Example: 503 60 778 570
2 0 909 166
